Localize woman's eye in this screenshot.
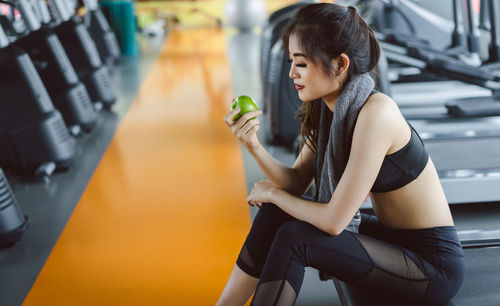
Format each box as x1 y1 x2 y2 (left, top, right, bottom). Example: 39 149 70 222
287 58 306 67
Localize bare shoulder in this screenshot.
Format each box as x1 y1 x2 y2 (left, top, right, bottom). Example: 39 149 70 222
362 92 399 116
357 93 402 129
357 93 410 153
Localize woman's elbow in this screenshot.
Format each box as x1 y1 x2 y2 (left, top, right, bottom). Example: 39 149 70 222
323 223 343 236
323 214 351 236
325 228 341 236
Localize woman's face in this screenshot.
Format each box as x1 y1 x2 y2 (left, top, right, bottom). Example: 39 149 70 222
287 33 342 103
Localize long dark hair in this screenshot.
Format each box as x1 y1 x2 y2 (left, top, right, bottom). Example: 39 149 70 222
282 3 380 153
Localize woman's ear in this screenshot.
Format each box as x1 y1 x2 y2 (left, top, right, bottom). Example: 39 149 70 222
337 53 350 74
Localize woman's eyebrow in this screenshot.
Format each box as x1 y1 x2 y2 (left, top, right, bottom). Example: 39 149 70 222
292 53 307 58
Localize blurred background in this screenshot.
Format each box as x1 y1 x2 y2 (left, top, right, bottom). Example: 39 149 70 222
0 0 499 305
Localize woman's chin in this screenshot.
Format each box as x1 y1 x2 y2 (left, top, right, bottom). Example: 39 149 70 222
297 92 308 101
298 92 316 103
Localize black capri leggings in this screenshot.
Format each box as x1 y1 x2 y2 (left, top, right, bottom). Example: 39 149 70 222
236 203 465 306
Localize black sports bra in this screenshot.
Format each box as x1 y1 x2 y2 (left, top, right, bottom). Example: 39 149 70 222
370 121 429 193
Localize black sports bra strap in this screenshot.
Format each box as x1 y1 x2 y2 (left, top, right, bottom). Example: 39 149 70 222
406 120 424 144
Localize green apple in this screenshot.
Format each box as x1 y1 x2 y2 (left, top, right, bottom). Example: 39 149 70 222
231 95 259 121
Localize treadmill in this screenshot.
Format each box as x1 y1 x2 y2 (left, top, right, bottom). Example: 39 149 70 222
81 0 120 69
0 21 76 178
0 168 28 248
49 0 116 110
12 0 98 135
358 0 500 205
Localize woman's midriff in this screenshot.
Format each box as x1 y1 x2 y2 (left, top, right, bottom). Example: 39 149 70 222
370 158 454 230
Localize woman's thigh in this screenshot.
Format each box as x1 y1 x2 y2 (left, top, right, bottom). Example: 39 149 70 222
236 203 297 277
264 220 436 304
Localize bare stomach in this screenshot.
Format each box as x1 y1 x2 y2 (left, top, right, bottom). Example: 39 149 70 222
370 158 455 230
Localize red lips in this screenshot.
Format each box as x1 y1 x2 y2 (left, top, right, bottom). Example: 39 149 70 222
294 83 304 91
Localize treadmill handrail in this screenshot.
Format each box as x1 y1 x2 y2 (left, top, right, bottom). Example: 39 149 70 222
62 0 75 17
34 0 52 24
82 0 98 11
0 23 9 48
487 0 500 62
16 0 41 32
50 0 71 23
380 39 500 90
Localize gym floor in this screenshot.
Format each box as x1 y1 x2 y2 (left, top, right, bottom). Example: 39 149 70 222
1 4 500 306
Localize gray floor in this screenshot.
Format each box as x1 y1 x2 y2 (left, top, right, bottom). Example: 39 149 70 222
0 35 165 306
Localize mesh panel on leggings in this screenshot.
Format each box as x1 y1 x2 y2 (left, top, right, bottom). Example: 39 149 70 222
240 245 257 270
251 280 297 306
354 234 429 302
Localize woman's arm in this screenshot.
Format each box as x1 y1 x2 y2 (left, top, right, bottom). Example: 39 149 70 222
224 106 314 196
247 97 397 235
249 140 314 196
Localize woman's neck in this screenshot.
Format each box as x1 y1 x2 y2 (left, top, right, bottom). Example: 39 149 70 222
322 73 348 112
322 91 340 112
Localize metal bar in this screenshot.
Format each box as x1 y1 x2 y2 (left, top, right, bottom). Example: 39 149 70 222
458 229 500 248
62 0 75 17
35 0 52 24
488 0 500 62
0 24 9 48
83 0 97 11
17 0 42 31
50 0 71 22
465 0 481 53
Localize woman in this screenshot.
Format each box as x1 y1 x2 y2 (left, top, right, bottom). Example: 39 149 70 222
218 3 464 305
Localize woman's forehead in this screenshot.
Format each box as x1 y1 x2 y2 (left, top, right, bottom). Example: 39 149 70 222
288 34 306 55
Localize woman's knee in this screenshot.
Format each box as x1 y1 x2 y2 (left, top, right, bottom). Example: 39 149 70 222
274 221 314 247
258 203 290 219
252 203 296 232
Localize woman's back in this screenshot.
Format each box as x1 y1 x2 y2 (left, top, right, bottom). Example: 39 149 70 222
362 93 454 229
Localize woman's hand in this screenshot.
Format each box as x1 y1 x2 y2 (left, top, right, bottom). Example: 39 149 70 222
223 101 263 152
246 179 277 208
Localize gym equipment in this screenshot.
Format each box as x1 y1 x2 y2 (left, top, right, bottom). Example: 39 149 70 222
50 0 116 110
13 0 98 134
379 36 500 118
445 0 500 117
260 2 314 147
479 0 500 65
81 0 120 68
367 0 500 118
224 0 266 32
0 14 7 47
264 38 301 147
260 1 314 85
0 168 28 248
0 22 76 177
366 0 455 52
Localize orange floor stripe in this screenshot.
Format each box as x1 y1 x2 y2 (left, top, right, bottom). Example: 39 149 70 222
24 28 251 305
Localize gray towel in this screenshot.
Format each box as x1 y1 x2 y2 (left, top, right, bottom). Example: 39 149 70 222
314 73 375 232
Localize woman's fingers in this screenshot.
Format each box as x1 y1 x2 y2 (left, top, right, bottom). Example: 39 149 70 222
223 107 241 126
248 200 262 208
231 110 262 132
244 124 260 136
236 118 260 138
